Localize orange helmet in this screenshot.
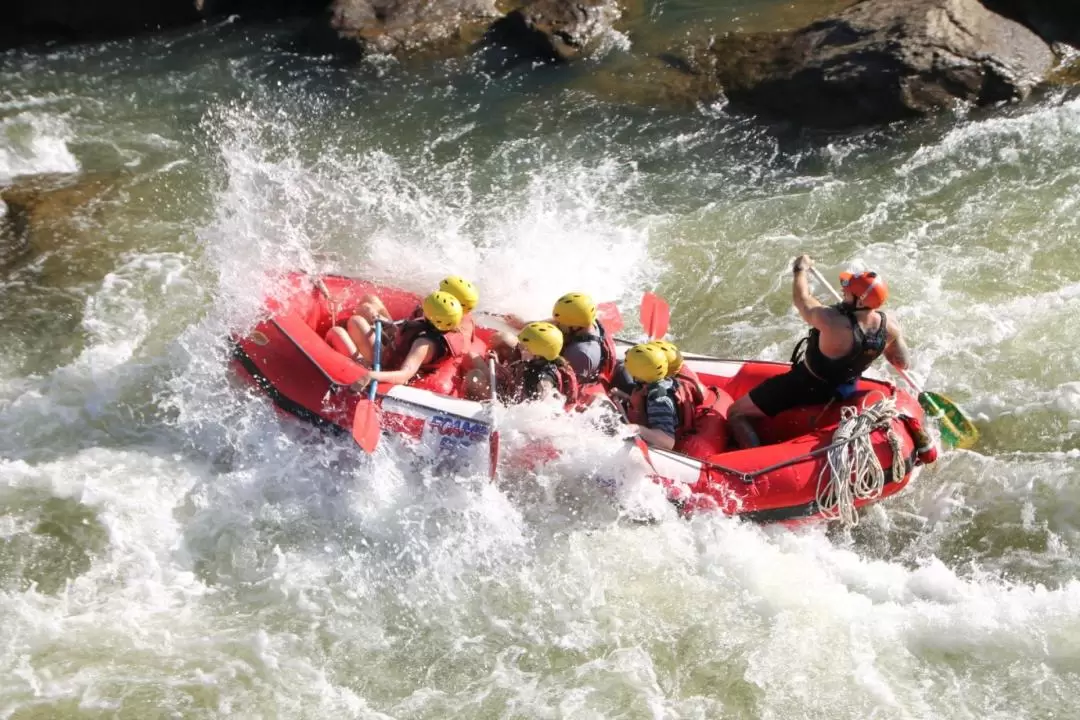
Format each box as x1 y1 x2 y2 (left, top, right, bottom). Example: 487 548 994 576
839 270 888 309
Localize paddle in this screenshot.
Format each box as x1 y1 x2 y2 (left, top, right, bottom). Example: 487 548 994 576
488 355 500 479
807 265 979 450
351 320 383 454
641 291 670 340
597 301 624 335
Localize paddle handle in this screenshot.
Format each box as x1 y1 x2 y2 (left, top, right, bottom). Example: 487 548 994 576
369 320 382 401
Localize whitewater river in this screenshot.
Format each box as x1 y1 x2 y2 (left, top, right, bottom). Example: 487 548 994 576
3 3 1080 717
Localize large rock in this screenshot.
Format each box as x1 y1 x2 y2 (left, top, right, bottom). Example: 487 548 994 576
693 0 1057 129
322 0 506 58
0 173 123 273
318 0 633 61
485 0 628 63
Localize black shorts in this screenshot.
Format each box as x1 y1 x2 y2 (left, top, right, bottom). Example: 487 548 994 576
748 363 838 417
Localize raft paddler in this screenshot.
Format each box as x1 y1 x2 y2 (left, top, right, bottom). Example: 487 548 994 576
621 343 679 450
503 292 618 386
350 275 480 349
503 322 581 405
326 290 469 391
622 341 731 455
728 254 911 448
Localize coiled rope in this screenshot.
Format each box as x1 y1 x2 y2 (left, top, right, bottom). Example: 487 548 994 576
815 397 905 527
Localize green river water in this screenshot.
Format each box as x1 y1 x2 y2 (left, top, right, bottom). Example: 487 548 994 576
3 2 1080 717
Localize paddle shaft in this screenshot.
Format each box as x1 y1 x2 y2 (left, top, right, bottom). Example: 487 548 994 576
369 320 382 400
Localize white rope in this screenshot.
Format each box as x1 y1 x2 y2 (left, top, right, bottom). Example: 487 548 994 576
815 397 905 527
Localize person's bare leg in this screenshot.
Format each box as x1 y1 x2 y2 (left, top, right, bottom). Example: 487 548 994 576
728 395 765 448
356 295 390 324
345 315 377 364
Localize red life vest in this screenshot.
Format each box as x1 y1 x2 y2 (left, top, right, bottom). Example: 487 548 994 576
383 318 467 373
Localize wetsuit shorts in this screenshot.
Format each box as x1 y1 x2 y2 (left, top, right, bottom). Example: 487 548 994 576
747 362 838 417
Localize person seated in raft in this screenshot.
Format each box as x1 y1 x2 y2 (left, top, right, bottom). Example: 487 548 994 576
504 292 618 387
727 254 911 449
326 290 468 390
621 342 679 450
479 322 580 406
649 340 732 457
622 342 729 454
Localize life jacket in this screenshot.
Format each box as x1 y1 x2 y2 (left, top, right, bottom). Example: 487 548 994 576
626 378 698 437
563 320 617 383
382 318 466 372
513 358 580 406
795 303 888 386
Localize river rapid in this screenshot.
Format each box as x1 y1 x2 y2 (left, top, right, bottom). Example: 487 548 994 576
3 3 1080 718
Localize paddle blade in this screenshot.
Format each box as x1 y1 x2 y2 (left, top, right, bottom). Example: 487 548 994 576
597 301 624 334
352 398 381 454
919 391 979 450
640 292 670 340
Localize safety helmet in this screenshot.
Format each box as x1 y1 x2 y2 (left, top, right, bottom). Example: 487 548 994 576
422 291 463 331
518 321 564 362
552 292 597 330
439 276 479 313
839 270 888 309
625 342 668 384
652 340 683 376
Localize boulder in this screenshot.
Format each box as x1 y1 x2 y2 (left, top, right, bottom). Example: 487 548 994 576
0 173 123 273
694 0 1057 129
484 0 628 63
317 0 634 62
322 0 506 58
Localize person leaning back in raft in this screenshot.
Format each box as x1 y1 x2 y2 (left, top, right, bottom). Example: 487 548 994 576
727 254 911 448
326 290 469 390
345 275 480 351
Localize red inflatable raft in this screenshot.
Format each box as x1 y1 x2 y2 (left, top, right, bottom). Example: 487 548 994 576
229 272 935 523
229 272 500 476
615 340 937 523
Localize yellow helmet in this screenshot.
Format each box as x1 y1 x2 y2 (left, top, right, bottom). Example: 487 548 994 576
518 321 564 362
652 340 683 376
422 291 463 331
625 342 668 384
439 276 479 313
552 292 597 330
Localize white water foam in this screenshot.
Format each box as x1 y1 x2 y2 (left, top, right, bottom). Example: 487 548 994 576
0 111 80 184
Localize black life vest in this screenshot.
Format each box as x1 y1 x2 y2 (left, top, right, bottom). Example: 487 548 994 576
563 321 617 383
383 319 463 372
519 358 580 405
797 303 888 385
